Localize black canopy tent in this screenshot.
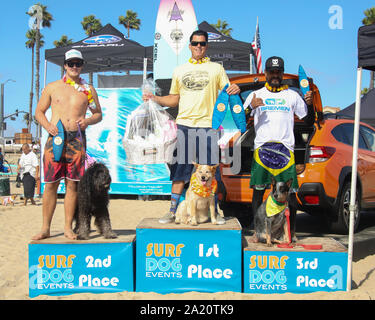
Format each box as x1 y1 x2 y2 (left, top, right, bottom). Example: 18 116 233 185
45 24 152 74
336 87 375 128
347 23 375 291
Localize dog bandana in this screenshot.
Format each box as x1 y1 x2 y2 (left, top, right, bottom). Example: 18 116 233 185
63 76 96 110
266 196 287 217
190 173 217 197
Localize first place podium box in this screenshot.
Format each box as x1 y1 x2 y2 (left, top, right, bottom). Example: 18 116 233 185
136 218 242 294
28 231 135 298
243 236 348 294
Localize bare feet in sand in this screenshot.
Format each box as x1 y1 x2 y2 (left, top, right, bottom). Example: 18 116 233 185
31 230 50 241
64 229 77 240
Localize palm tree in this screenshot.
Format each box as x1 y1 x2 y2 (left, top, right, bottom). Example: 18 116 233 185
54 35 73 77
26 3 53 103
210 19 232 37
362 7 375 90
119 10 141 39
25 30 44 134
81 15 102 84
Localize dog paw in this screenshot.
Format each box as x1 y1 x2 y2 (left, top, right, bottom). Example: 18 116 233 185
77 234 90 240
190 218 198 226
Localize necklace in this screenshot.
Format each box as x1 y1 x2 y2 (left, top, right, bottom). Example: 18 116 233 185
189 56 210 64
265 82 289 92
190 173 217 197
63 76 96 110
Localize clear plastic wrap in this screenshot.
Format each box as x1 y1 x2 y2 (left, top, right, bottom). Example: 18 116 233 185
123 80 177 164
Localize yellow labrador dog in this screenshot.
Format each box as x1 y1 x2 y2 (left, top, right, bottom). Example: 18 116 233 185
175 162 221 225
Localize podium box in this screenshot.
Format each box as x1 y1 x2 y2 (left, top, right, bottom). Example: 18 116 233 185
28 231 135 298
136 218 242 293
243 236 348 294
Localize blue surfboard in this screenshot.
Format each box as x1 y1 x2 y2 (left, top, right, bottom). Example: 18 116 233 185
212 84 229 130
52 120 64 162
229 94 247 133
298 65 310 97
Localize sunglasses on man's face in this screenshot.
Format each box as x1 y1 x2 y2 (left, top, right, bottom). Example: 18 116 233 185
191 41 207 47
66 61 84 68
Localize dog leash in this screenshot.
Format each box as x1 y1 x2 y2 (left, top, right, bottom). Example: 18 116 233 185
277 207 323 250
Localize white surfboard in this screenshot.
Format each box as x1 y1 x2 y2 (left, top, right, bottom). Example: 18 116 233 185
153 0 198 80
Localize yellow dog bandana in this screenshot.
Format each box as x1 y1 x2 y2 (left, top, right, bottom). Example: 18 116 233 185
266 196 287 217
190 173 217 197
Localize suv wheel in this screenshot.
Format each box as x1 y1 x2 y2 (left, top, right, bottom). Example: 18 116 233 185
330 182 361 234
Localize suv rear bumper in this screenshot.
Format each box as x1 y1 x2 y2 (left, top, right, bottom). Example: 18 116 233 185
297 182 335 214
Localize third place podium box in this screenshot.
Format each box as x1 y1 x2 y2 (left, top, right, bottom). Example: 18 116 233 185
136 218 242 293
243 236 348 294
29 231 135 298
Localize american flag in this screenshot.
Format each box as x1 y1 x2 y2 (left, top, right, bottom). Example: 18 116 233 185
251 18 262 73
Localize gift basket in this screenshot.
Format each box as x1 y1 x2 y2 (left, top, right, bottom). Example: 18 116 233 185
123 80 177 164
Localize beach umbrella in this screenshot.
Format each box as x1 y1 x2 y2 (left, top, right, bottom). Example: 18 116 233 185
347 23 375 290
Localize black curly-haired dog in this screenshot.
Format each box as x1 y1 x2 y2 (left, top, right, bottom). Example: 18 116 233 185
73 163 117 240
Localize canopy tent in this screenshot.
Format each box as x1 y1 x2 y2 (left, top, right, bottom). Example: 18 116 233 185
45 24 152 74
347 23 375 291
336 88 375 128
145 21 254 72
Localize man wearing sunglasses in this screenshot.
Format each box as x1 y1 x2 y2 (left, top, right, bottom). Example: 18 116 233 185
33 49 103 240
144 30 240 224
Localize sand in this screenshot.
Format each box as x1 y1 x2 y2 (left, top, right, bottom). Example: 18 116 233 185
1 153 375 300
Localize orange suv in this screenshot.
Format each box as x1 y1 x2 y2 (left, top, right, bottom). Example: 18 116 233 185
218 73 375 233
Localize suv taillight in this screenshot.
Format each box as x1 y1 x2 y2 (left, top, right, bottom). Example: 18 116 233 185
309 146 336 163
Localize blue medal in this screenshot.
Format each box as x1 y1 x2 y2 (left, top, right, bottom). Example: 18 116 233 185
212 84 229 130
298 65 310 97
52 120 64 162
229 94 247 133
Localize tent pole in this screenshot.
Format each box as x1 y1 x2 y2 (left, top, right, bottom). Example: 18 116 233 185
250 54 253 74
143 58 147 81
347 67 362 291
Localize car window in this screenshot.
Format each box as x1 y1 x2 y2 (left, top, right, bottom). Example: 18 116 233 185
360 125 375 152
331 123 368 149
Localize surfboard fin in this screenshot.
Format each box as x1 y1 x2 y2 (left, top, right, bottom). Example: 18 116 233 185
229 94 247 133
212 84 229 130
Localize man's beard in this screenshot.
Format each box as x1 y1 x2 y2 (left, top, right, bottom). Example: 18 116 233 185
268 76 283 88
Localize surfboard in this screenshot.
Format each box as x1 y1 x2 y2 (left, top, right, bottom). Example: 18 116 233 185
298 65 310 96
153 0 198 80
52 120 64 162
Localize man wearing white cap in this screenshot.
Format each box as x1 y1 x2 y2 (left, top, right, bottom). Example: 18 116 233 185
33 49 103 240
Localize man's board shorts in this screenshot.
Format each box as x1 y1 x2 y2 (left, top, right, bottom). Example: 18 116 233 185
170 124 220 183
250 142 299 191
43 130 86 183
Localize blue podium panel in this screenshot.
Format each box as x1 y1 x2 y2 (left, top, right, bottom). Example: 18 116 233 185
136 218 242 293
29 232 135 298
243 236 348 294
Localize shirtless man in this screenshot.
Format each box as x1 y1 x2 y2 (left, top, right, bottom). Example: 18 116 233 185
33 49 102 240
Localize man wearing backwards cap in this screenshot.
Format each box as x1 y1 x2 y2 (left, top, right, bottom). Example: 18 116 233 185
243 56 314 241
33 49 103 240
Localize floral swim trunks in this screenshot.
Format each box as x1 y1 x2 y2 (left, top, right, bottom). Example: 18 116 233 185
43 131 86 183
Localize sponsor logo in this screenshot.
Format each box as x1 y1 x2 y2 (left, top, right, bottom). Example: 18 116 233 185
83 35 122 45
217 103 226 112
207 32 221 40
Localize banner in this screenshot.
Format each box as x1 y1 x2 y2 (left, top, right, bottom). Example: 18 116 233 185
40 88 172 195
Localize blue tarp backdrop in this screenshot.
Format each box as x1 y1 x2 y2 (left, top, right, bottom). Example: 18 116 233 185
40 88 172 195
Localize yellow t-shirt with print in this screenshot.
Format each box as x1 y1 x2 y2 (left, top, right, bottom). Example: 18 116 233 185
169 60 229 128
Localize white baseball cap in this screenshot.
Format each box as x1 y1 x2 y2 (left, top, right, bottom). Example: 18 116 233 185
65 49 84 62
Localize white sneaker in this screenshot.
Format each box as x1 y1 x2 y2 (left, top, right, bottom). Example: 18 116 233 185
159 212 175 224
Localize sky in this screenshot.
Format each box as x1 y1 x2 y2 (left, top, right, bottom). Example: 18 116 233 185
0 0 373 137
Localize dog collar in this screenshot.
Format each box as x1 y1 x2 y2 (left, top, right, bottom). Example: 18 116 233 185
266 196 287 217
190 173 217 197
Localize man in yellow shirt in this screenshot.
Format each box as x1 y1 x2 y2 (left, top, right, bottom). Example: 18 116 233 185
144 30 240 223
